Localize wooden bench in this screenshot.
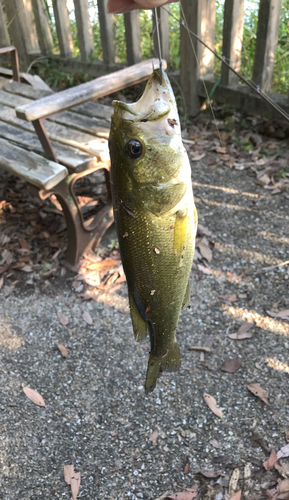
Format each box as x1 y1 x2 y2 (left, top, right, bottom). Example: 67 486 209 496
0 48 166 268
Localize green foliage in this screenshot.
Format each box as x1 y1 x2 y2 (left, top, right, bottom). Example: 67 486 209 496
168 3 180 69
34 59 90 90
43 0 288 94
277 167 289 181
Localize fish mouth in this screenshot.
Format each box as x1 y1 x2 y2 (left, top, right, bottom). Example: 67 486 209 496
112 67 180 129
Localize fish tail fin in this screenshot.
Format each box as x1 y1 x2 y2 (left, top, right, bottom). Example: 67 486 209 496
145 343 181 394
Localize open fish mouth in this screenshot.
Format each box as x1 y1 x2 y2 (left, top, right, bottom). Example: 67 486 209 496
112 67 181 134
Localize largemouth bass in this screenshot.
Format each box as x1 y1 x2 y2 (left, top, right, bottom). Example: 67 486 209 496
109 67 197 393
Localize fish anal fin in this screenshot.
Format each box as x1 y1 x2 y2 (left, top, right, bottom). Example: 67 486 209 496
145 343 181 394
129 291 148 342
182 280 190 309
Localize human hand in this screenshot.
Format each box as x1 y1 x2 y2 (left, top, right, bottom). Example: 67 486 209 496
107 0 177 14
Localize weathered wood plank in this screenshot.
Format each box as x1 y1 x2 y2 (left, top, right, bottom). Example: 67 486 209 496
31 0 54 55
0 137 68 190
221 0 245 86
3 0 31 69
3 80 112 121
153 7 170 65
97 0 115 65
71 101 112 122
0 104 109 160
0 119 98 172
2 80 113 121
73 0 94 62
0 1 10 48
0 88 110 134
52 0 73 59
180 0 215 116
252 0 282 92
16 58 166 122
3 80 52 99
124 11 141 65
47 110 110 138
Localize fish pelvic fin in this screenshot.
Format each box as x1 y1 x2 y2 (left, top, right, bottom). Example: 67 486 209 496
129 291 148 341
145 343 181 394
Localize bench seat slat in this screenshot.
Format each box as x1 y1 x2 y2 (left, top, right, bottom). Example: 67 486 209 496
0 89 110 136
0 104 109 161
0 138 68 190
0 120 98 172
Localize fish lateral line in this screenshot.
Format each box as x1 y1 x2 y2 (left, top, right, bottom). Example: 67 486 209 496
116 196 137 218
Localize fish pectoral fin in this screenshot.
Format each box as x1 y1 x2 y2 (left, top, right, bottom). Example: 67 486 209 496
145 343 181 394
129 292 148 342
182 280 190 309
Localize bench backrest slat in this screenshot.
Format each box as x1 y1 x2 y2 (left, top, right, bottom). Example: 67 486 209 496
16 59 166 122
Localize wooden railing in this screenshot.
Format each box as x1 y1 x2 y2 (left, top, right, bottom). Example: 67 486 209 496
0 0 288 120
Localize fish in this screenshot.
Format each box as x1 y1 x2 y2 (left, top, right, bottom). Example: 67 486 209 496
108 67 197 393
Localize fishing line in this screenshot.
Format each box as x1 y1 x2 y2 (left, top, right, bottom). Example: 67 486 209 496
154 7 163 80
178 2 224 149
162 4 289 124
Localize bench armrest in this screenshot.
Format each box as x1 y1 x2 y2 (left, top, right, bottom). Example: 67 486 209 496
16 58 166 122
0 46 20 82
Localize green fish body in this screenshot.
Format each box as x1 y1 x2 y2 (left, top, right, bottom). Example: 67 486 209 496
109 68 197 393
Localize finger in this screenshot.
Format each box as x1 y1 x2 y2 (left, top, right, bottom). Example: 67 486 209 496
107 0 135 14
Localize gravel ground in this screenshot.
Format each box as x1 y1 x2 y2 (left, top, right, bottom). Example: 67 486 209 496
1 135 289 499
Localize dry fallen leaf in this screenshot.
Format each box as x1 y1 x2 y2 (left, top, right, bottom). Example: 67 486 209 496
197 224 211 237
190 152 206 162
0 275 4 290
238 321 254 335
198 241 213 262
149 426 159 444
82 311 93 325
228 322 254 340
203 392 223 419
197 264 213 275
230 491 242 500
221 359 242 373
219 294 238 303
64 464 81 500
23 387 46 407
183 456 190 474
267 309 289 320
279 478 289 494
228 331 253 340
247 382 269 405
86 258 121 271
57 344 68 358
57 311 69 326
277 444 289 461
229 468 240 496
263 450 277 470
71 472 81 500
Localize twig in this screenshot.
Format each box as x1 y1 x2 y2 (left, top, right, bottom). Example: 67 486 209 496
188 346 212 353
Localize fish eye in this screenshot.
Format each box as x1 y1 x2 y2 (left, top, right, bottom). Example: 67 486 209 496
126 140 142 159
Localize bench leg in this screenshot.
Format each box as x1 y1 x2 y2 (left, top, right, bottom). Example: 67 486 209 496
39 164 114 269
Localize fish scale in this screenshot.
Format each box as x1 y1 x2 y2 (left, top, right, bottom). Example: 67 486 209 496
109 67 197 393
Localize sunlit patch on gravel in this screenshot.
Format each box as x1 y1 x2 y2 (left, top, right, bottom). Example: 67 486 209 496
265 358 289 374
224 305 289 336
0 316 23 350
